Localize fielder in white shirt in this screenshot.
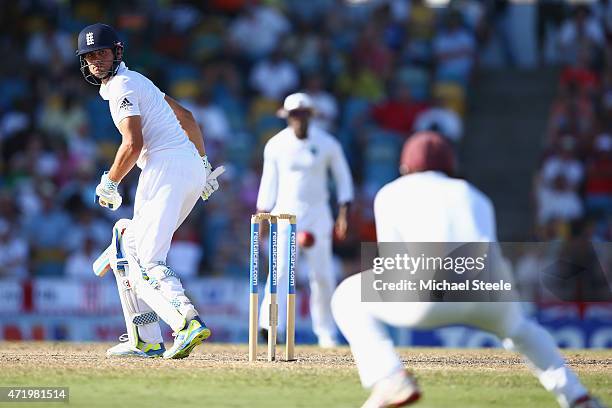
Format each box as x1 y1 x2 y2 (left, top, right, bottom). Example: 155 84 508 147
332 132 602 408
257 93 354 347
76 23 224 359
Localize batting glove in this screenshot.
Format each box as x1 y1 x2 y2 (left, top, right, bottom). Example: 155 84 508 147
201 155 225 202
95 172 123 211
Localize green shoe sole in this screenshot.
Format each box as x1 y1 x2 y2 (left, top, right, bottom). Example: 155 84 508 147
169 327 211 360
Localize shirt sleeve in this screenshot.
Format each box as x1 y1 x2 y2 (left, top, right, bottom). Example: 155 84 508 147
329 139 354 204
110 78 141 124
256 141 279 211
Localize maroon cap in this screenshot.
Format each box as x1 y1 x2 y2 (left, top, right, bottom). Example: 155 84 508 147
400 131 455 175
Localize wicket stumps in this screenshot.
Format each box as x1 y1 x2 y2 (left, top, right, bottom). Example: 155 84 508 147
249 213 297 362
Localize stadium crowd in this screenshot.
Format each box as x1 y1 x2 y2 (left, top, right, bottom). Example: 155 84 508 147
535 3 612 243
0 0 607 285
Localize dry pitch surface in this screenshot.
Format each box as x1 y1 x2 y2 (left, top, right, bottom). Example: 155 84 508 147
1 342 610 408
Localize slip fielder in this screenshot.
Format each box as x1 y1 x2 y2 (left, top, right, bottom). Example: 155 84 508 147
257 93 354 347
77 23 224 359
331 132 604 408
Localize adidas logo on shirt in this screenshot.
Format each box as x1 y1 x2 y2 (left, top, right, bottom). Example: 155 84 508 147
119 97 133 111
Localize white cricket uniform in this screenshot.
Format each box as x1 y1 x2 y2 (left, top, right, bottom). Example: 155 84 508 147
257 125 353 342
331 171 587 408
100 62 206 342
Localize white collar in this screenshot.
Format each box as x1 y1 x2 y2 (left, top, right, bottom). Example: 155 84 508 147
99 62 127 100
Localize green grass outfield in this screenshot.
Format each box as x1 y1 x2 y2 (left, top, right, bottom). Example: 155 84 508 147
1 343 610 408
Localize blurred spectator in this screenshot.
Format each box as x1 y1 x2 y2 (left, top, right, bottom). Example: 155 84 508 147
547 86 595 143
203 61 247 132
12 138 61 221
0 219 29 279
65 207 109 253
249 48 299 100
514 244 546 300
39 94 88 142
536 173 584 226
213 238 246 277
397 0 436 64
228 4 291 60
482 0 515 66
26 23 73 70
558 5 605 66
167 222 203 279
433 11 477 85
66 127 98 171
413 96 463 142
451 0 486 33
336 59 385 101
163 3 202 33
536 0 567 64
556 219 610 301
352 22 394 80
559 49 600 96
25 184 70 276
64 236 99 279
540 136 584 190
0 99 31 141
592 0 612 37
405 0 436 42
584 134 612 216
289 25 326 75
184 89 232 144
536 136 585 227
371 83 429 137
59 163 98 213
153 21 189 59
537 217 569 241
305 75 338 132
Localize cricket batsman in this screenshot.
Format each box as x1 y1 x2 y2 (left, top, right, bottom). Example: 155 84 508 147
76 23 224 359
257 93 354 347
331 132 605 408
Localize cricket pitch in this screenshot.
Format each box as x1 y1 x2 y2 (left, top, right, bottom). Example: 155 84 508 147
1 342 610 407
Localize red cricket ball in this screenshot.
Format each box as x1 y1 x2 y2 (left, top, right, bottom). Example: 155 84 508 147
297 231 315 248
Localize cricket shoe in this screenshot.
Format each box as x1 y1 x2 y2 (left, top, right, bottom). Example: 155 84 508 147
163 317 211 359
361 370 421 408
570 395 608 408
106 334 165 358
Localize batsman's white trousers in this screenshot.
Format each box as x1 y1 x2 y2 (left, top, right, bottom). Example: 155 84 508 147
259 204 337 342
331 272 588 408
124 149 206 341
131 149 205 266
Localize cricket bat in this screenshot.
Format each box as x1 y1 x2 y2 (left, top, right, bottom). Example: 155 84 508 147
92 226 126 277
92 243 113 277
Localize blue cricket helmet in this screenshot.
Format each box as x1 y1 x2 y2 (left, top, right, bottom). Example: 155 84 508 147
76 23 124 85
